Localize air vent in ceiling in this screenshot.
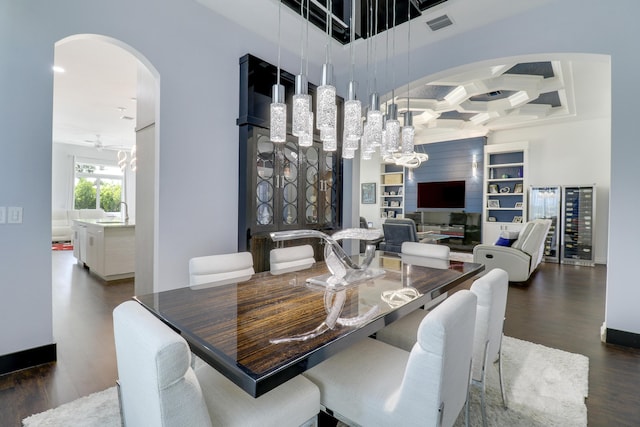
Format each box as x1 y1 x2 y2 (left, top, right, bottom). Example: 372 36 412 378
426 14 452 31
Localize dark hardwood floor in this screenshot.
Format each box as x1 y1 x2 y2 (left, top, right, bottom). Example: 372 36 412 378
0 250 133 426
1 251 639 426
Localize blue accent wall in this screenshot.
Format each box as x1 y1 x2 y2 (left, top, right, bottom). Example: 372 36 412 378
405 137 485 214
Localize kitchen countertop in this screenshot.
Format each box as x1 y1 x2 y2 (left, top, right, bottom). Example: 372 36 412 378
73 218 135 227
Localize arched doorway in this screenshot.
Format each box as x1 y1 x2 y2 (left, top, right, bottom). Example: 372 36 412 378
52 34 158 295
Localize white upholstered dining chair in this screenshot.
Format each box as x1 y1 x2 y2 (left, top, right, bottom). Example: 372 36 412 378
113 300 320 427
374 268 510 427
402 240 450 260
375 241 451 349
189 251 254 288
469 268 509 427
303 290 477 427
270 244 315 275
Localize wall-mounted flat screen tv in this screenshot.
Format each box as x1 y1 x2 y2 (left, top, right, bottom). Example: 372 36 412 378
417 180 466 209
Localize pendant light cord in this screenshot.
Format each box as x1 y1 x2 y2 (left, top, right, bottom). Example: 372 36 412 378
350 0 355 82
299 0 304 73
305 0 309 76
391 0 396 101
328 0 333 65
373 0 379 93
366 0 371 97
385 0 389 101
407 0 410 111
277 0 282 86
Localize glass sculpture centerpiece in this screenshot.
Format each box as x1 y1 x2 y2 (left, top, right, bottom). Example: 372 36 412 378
270 228 385 289
268 228 385 344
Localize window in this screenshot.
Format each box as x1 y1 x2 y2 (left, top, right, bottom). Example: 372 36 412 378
74 160 124 213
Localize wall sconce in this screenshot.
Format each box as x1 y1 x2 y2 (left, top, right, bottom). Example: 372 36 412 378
472 154 478 177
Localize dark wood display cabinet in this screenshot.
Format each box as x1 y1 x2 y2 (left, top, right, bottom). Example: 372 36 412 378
237 54 343 272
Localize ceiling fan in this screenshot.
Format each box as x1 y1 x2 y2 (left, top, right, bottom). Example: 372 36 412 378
82 134 130 151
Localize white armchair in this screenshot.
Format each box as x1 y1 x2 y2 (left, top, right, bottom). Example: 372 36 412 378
473 219 552 282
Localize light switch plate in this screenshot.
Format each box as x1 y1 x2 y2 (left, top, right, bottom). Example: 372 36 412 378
8 206 22 224
0 207 6 224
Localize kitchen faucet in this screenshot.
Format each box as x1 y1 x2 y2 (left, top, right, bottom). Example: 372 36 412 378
120 201 129 223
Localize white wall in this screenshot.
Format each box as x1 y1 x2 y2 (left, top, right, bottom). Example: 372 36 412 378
360 151 384 229
1 0 639 360
134 63 157 296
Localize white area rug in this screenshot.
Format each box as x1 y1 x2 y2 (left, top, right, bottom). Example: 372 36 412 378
22 387 119 427
22 337 588 427
454 336 589 426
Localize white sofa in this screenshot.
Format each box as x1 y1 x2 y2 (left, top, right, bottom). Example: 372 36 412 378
52 208 105 242
473 219 552 282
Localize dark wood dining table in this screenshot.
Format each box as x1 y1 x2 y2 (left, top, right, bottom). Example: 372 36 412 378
134 252 484 397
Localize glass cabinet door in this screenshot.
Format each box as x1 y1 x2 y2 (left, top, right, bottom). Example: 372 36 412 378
279 140 300 228
529 186 561 262
303 145 320 226
561 185 596 266
321 151 338 227
255 134 275 228
245 127 340 237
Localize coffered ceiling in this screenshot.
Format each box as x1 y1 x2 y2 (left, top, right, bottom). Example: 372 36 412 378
388 59 577 144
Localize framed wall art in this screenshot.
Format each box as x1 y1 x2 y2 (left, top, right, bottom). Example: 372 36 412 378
361 183 376 204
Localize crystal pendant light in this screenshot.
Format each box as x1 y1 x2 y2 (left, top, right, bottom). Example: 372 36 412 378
321 110 337 152
365 0 382 148
270 0 286 143
383 0 400 157
344 82 362 138
385 103 401 154
129 145 137 172
117 150 128 171
317 64 336 132
360 119 372 158
299 111 313 147
343 84 362 157
292 0 312 139
342 0 361 155
380 115 389 158
292 76 311 138
367 94 383 147
317 0 337 144
270 85 286 143
342 147 356 159
401 111 414 154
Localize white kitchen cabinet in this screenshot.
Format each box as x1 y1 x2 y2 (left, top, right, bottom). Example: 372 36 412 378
73 219 135 281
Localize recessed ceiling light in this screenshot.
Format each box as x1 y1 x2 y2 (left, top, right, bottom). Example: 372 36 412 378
52 66 65 73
